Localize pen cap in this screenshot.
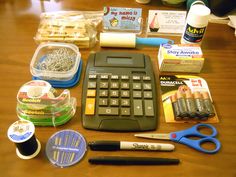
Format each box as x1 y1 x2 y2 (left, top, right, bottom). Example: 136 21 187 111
100 33 136 48
88 141 120 151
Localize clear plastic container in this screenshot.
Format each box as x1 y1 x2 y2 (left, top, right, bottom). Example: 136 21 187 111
34 11 103 48
30 42 81 81
16 80 77 126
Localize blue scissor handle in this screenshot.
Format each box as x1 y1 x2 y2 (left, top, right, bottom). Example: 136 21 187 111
170 124 221 154
170 124 218 142
178 137 221 154
136 37 174 47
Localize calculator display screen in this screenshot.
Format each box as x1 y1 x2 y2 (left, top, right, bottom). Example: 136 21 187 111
107 57 133 65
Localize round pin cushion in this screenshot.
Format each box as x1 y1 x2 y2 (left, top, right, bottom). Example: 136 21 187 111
46 130 87 168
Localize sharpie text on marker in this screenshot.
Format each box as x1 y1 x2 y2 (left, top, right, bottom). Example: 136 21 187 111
88 141 175 151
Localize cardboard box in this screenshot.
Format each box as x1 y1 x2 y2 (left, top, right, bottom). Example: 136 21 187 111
158 44 204 73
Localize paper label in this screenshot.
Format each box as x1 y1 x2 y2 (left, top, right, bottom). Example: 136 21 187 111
183 24 206 43
103 7 142 32
147 10 186 35
8 120 34 143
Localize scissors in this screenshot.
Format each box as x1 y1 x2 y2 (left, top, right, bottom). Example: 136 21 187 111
135 124 221 154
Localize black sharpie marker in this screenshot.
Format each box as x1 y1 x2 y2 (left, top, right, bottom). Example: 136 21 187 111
88 141 174 151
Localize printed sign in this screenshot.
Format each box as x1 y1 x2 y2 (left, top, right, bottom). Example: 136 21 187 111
103 7 142 33
147 10 186 35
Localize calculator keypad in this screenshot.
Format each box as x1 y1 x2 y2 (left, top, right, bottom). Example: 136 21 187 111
84 74 154 117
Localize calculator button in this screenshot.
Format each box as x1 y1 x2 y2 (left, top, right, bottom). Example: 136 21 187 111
132 76 141 81
144 100 154 116
121 91 130 98
99 90 108 97
85 98 95 115
133 83 142 90
121 82 129 89
89 74 97 79
110 82 119 89
88 82 96 89
143 83 152 90
98 107 119 115
143 76 151 81
111 75 119 80
110 99 119 106
144 91 152 99
133 99 143 116
121 99 130 107
110 90 119 97
133 91 142 98
99 99 108 106
100 74 109 79
121 108 130 116
100 82 109 89
121 75 129 80
87 90 96 97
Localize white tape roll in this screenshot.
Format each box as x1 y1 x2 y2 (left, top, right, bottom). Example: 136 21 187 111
100 33 136 48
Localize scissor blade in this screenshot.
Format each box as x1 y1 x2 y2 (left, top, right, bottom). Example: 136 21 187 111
134 133 171 140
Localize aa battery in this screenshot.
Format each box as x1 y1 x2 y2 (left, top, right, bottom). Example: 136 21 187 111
170 89 216 121
176 91 188 119
185 90 197 118
193 91 208 120
170 94 182 121
202 92 216 117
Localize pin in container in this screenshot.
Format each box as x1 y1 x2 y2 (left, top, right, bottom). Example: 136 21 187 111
46 130 87 168
7 120 41 159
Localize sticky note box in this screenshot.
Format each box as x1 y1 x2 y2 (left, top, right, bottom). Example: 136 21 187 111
158 44 204 73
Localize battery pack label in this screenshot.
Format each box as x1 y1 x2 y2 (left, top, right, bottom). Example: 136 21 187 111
159 75 219 123
183 24 206 43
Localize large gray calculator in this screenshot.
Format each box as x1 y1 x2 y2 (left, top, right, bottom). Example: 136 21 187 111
82 51 157 131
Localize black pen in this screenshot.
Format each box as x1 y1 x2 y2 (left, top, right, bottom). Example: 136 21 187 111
88 140 174 151
88 156 180 165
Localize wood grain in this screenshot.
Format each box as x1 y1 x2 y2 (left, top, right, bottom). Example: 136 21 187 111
0 1 236 177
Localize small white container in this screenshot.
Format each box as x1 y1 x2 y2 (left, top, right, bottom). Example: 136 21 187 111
30 42 81 81
181 4 211 45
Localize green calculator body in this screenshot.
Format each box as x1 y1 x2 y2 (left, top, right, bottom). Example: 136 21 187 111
82 51 158 131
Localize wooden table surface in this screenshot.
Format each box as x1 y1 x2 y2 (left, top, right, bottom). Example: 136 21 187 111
1 0 236 177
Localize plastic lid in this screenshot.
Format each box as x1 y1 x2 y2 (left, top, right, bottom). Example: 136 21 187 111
30 42 81 81
188 4 211 25
186 0 209 11
7 120 35 143
46 130 87 168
